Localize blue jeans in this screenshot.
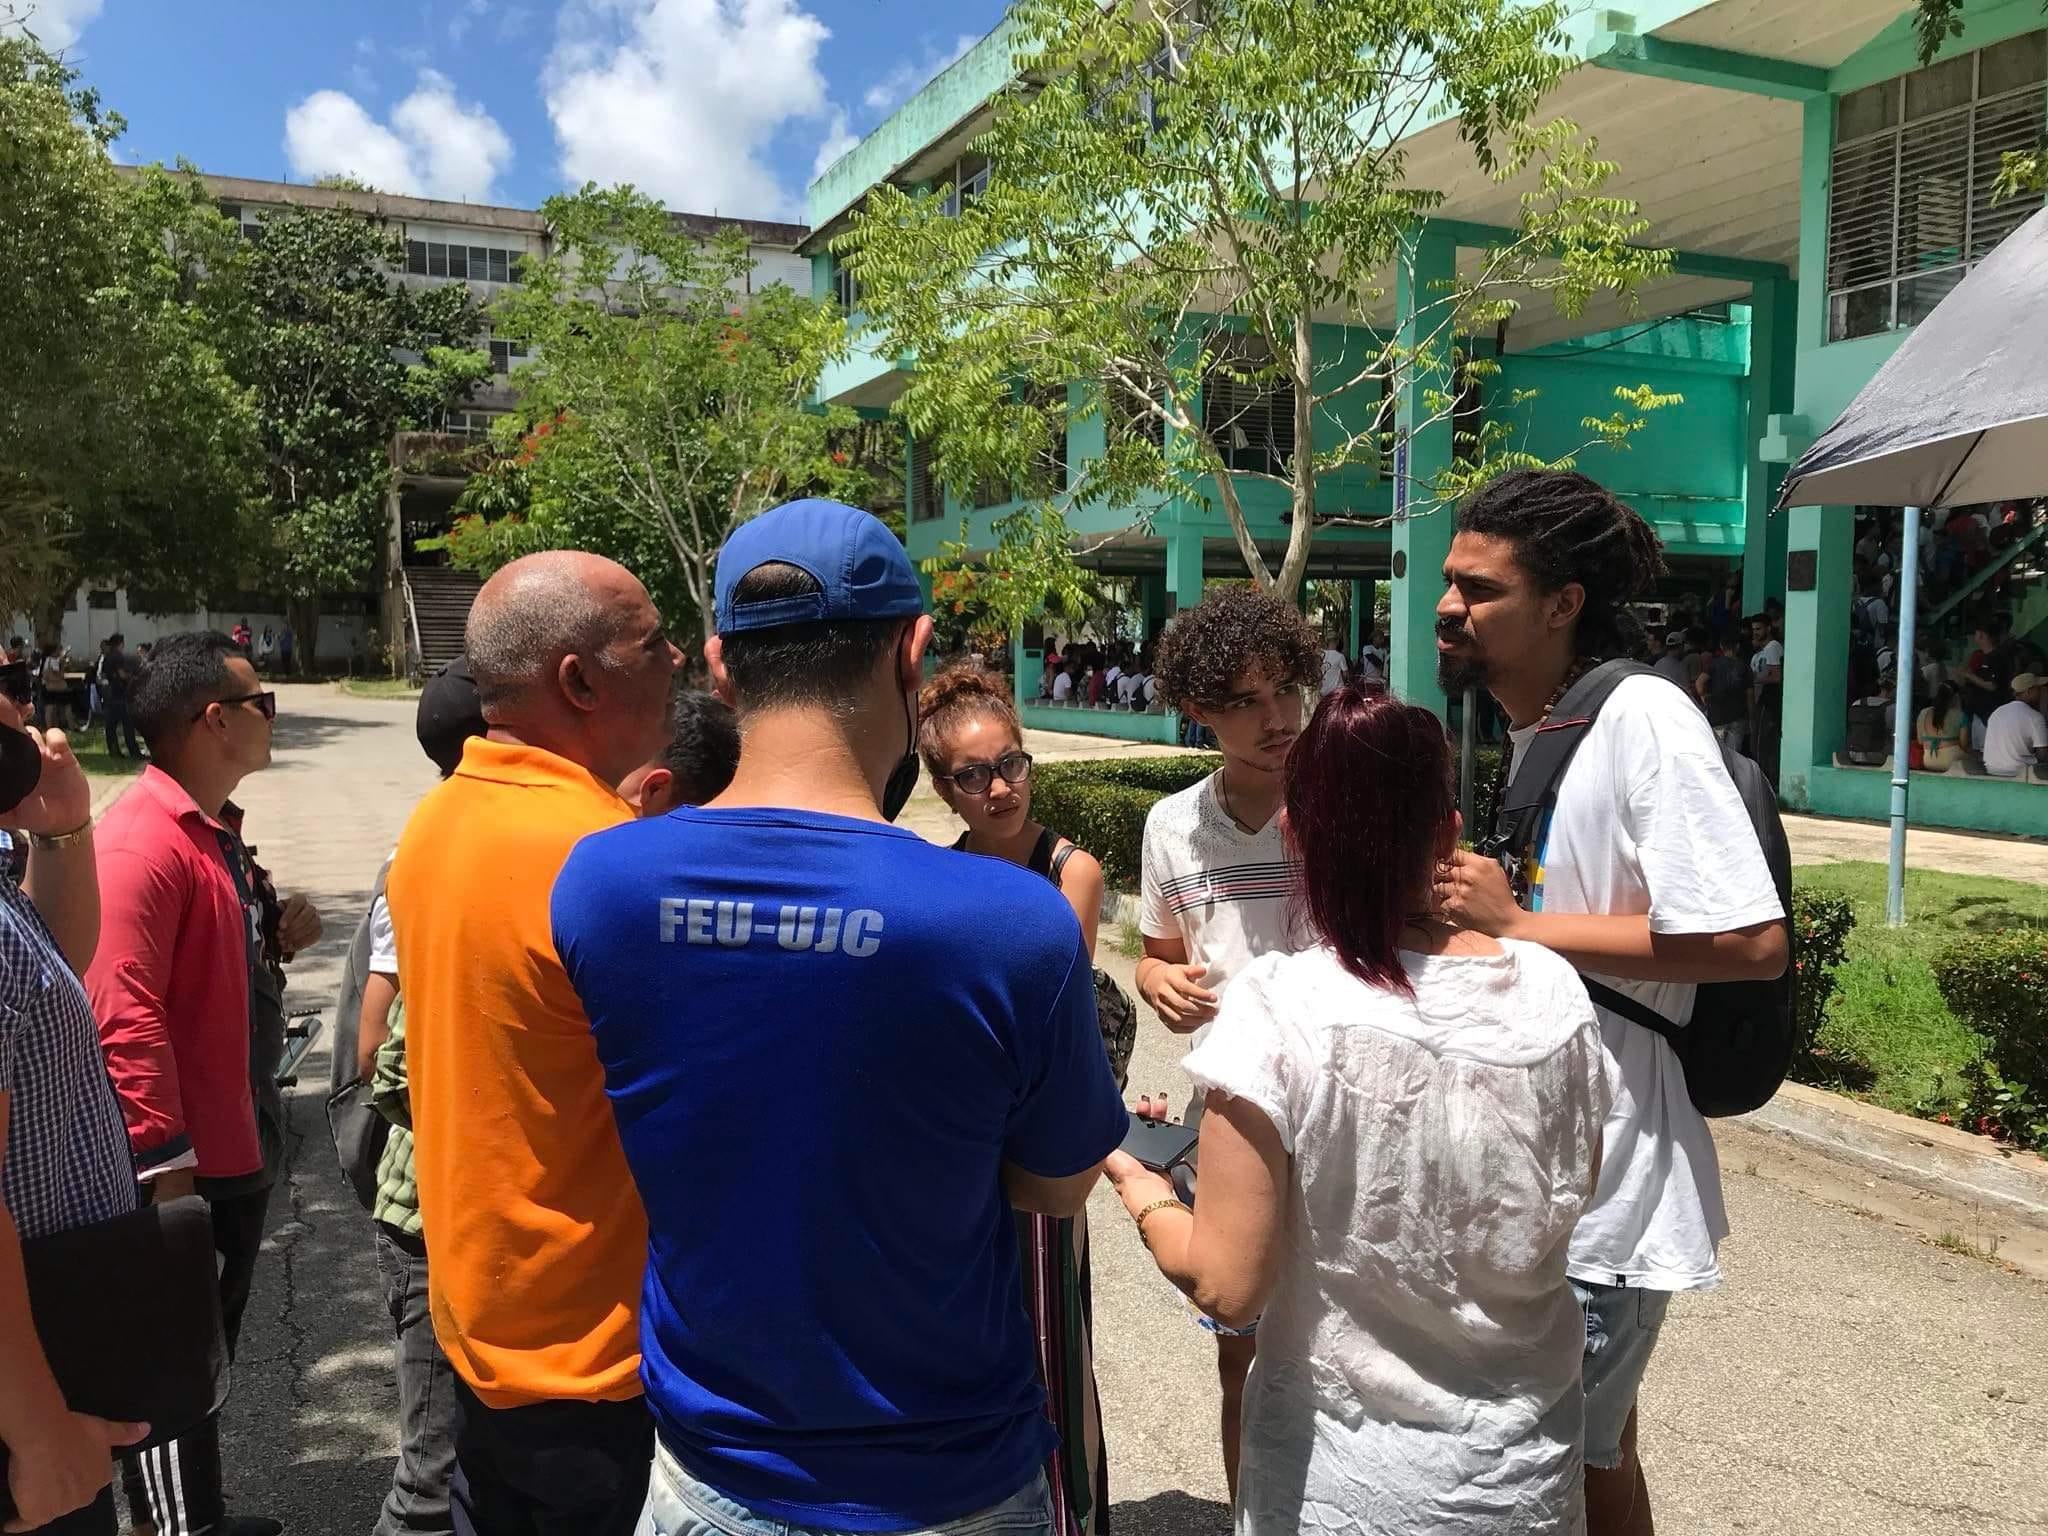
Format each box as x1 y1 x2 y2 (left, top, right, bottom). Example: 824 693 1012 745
638 1443 1053 1536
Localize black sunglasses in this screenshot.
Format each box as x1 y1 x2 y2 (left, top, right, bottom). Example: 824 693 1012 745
0 662 30 706
193 690 278 724
936 750 1033 796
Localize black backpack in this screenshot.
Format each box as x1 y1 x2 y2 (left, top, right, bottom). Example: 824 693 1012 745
1486 660 1796 1117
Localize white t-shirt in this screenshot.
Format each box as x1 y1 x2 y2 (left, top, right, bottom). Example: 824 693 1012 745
1186 942 1611 1536
368 891 399 978
1356 649 1386 687
1141 773 1301 1107
1051 671 1073 701
1750 638 1784 680
1506 674 1784 1290
1320 648 1349 697
1118 672 1143 705
1983 698 2048 778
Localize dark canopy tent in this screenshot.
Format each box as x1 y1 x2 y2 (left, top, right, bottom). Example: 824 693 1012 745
1780 204 2048 923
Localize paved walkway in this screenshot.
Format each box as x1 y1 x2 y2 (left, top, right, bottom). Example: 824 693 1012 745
192 687 2048 1534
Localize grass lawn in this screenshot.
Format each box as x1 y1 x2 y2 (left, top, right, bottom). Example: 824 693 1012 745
68 737 146 787
339 677 421 700
1794 860 2048 1112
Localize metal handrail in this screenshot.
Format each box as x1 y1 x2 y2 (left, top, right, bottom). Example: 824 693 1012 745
1923 522 2048 630
401 573 424 683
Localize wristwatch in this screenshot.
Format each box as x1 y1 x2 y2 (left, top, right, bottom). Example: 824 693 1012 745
28 820 93 851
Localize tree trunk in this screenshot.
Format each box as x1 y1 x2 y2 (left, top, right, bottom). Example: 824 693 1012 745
1274 311 1318 607
288 595 323 676
31 588 71 654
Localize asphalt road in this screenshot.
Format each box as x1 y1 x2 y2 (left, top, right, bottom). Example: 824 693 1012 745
178 687 2048 1536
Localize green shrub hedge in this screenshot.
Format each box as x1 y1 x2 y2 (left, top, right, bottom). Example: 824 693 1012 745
1932 930 2048 1097
1032 756 1218 888
1786 890 1861 1085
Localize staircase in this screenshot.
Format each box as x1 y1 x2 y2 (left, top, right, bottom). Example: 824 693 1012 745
403 565 483 679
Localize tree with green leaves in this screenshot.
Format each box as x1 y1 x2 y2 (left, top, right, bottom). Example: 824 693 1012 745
215 197 489 665
841 0 1672 622
0 36 263 642
472 185 871 647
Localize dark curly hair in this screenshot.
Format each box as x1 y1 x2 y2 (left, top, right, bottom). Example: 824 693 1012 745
1455 468 1666 661
915 661 1020 777
1153 586 1320 713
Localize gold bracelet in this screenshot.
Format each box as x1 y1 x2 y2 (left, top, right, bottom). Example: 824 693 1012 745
1133 1196 1188 1240
28 819 92 851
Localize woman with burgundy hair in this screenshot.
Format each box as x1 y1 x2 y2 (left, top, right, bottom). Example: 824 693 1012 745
1106 686 1612 1535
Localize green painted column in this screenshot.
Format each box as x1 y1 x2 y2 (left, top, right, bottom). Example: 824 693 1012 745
1348 579 1365 656
1166 522 1205 613
1779 503 1853 809
1743 278 1798 612
1140 571 1170 640
1012 625 1039 706
1390 226 1458 718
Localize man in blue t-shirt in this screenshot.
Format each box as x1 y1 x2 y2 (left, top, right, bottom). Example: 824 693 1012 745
552 499 1126 1536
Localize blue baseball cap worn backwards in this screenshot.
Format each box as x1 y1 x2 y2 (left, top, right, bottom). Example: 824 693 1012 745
714 498 925 637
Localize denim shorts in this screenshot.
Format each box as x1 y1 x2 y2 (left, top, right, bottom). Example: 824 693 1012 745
638 1441 1054 1536
1572 1280 1672 1471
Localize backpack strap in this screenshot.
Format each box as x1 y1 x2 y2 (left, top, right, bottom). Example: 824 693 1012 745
1026 826 1060 879
1581 977 1681 1043
1048 839 1079 889
1487 660 1651 887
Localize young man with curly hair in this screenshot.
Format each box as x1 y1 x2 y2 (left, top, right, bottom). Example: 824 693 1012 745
1138 583 1320 1505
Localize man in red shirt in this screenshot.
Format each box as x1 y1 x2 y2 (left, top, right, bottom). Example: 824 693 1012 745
87 631 300 1536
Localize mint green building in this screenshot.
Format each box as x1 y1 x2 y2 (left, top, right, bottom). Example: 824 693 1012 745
804 0 2048 835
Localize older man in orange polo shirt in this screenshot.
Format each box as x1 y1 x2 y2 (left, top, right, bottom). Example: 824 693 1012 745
388 552 680 1536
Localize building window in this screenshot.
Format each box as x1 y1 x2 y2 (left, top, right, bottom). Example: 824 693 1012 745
940 154 991 218
439 409 502 439
1826 30 2046 342
488 339 528 374
86 590 117 612
1203 338 1296 476
832 260 860 312
909 435 943 522
406 239 529 285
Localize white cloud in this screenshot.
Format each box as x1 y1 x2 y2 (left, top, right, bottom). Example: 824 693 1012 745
284 70 514 203
450 0 488 45
861 33 977 117
349 38 378 96
544 0 834 219
811 107 858 180
9 0 103 49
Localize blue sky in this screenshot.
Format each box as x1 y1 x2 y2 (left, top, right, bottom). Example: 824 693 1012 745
30 0 1009 221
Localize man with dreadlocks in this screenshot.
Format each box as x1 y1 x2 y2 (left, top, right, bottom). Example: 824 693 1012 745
1431 470 1787 1536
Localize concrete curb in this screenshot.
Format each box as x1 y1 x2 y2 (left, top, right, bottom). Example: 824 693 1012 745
1742 1081 2048 1230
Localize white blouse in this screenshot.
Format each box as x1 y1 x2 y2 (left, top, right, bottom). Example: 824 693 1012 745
1184 940 1613 1536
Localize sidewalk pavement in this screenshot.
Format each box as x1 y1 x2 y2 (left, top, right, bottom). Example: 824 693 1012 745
202 687 2048 1535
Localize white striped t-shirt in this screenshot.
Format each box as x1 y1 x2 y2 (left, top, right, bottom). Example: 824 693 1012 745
1139 772 1302 1033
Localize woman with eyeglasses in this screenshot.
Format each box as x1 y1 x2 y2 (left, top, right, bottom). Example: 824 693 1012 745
917 663 1113 1535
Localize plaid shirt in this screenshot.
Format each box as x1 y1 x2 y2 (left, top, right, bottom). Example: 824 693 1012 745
0 878 137 1241
370 996 420 1236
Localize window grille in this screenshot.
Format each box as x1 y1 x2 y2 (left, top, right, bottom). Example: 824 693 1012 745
1827 31 2046 341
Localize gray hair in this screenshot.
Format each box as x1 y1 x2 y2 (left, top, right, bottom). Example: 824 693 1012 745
465 552 629 712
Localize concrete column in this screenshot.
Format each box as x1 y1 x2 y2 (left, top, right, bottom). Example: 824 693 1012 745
1139 571 1170 641
1012 626 1036 706
1390 226 1458 719
1166 523 1204 613
1779 503 1853 809
1347 579 1365 656
1744 278 1797 612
